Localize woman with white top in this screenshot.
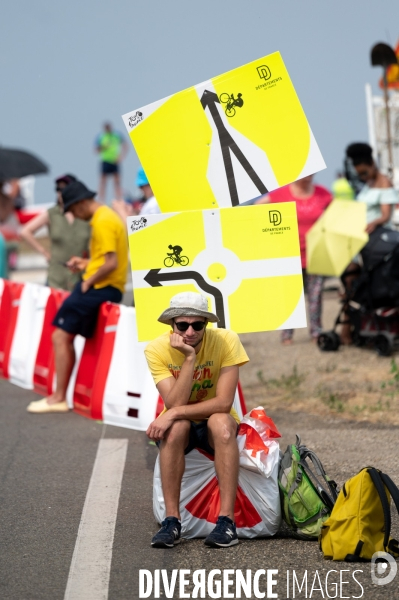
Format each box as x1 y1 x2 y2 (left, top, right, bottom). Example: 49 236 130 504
346 142 398 232
340 143 398 344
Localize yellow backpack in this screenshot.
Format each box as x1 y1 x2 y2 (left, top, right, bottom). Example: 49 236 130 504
320 467 399 561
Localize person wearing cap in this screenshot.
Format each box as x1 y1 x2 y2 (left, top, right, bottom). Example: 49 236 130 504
20 175 91 291
27 180 128 414
145 292 249 548
137 167 160 215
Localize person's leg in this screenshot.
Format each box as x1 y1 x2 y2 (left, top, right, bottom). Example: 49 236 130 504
206 413 239 520
159 420 191 519
306 273 324 339
47 328 76 403
281 329 294 344
98 173 107 203
113 172 123 201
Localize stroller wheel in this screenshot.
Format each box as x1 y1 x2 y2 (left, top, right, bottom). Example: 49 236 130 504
352 332 365 347
317 331 340 352
374 334 392 357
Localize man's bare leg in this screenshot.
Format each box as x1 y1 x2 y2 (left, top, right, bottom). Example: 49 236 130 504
98 174 107 203
159 420 191 519
46 329 76 404
207 413 239 520
113 173 123 201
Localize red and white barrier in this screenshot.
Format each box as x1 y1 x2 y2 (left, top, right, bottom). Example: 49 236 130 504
102 304 159 431
0 279 248 431
8 283 51 389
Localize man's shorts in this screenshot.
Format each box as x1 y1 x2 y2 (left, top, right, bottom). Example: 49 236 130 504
101 161 119 175
157 420 239 456
52 283 122 338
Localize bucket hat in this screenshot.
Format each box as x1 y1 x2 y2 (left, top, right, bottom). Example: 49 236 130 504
62 181 96 213
158 292 219 325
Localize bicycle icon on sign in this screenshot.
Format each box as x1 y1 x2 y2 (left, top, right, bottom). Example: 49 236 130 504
164 244 189 267
219 92 244 117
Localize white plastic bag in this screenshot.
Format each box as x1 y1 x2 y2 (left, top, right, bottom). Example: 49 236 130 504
237 407 281 477
153 408 282 539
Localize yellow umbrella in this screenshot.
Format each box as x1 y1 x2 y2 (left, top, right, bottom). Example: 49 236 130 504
306 200 369 277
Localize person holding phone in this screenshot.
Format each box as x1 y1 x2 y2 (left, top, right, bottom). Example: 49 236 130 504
20 174 90 290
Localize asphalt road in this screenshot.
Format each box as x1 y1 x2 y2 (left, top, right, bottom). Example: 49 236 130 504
1 379 399 600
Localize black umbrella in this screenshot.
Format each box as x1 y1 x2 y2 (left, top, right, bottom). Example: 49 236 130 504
0 148 48 180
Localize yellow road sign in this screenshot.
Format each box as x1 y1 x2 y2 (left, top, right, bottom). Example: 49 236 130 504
122 52 326 213
128 204 306 341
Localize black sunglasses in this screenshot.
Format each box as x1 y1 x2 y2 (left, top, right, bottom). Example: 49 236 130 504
174 320 206 332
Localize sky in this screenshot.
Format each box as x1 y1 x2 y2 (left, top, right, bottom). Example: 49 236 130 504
1 0 399 205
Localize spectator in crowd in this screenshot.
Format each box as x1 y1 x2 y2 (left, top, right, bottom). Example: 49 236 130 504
20 175 91 291
256 175 332 344
340 143 399 344
112 166 160 221
95 122 128 203
27 180 128 413
137 168 160 215
346 143 398 233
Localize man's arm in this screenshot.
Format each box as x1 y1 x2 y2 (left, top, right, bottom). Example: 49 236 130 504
81 252 118 292
147 365 238 441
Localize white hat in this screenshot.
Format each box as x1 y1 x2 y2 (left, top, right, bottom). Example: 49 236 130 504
158 292 219 325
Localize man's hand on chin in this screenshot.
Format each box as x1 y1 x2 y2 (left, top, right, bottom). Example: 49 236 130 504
146 410 177 441
170 333 196 357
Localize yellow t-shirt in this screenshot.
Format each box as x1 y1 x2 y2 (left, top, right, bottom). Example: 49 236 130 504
144 328 249 423
83 206 128 293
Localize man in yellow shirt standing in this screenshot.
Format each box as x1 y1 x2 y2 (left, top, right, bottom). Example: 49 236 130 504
27 180 128 414
145 292 249 549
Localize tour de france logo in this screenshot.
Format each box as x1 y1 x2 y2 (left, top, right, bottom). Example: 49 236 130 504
128 111 143 128
130 216 147 232
218 92 244 118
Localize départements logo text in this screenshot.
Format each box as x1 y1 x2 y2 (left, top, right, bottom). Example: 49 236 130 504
262 210 291 235
255 64 282 91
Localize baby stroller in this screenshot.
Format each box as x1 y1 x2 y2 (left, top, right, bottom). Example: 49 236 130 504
318 226 399 356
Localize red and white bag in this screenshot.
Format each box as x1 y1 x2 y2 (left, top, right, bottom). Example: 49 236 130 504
153 407 282 539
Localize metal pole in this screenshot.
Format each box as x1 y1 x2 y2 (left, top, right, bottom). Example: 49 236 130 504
383 67 394 179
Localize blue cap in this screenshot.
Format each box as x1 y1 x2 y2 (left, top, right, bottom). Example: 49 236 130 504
135 167 149 187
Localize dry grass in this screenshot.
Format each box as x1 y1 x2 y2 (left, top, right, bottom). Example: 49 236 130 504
239 291 399 425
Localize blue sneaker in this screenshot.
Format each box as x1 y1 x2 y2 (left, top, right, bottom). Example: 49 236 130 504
204 516 238 548
151 517 181 548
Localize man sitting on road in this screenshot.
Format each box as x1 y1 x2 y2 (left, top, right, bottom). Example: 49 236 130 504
145 292 249 548
27 180 128 414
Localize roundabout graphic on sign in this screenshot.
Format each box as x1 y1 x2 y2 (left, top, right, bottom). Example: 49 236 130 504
127 204 306 341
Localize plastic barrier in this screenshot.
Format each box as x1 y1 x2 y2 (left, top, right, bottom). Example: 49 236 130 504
33 289 70 396
73 302 121 420
0 280 24 379
8 283 51 389
102 304 159 431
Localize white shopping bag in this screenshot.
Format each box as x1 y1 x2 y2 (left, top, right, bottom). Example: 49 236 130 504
153 408 282 539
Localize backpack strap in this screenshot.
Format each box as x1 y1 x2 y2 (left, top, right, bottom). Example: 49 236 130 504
367 468 391 551
378 472 399 555
379 472 399 517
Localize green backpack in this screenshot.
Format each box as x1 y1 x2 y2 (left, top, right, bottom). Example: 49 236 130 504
278 435 338 540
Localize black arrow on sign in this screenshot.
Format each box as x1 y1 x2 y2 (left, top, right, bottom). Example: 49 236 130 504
144 268 226 328
200 90 268 206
